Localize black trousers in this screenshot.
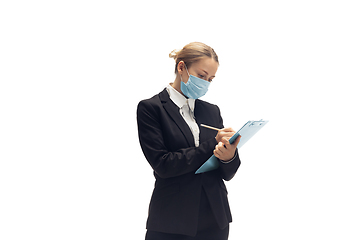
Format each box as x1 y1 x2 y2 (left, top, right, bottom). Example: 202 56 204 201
145 188 229 240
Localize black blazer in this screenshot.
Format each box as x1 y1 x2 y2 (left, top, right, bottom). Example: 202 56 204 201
137 89 240 236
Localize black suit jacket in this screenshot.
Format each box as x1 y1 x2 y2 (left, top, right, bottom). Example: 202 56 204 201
137 89 240 237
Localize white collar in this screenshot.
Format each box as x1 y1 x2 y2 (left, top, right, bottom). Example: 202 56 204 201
166 84 195 112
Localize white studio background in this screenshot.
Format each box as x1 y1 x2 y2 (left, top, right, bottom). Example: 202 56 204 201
1 0 359 239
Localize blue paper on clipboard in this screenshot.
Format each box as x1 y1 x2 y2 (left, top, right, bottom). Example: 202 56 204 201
195 119 269 174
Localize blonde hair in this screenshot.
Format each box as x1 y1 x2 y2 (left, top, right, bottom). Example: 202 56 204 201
169 42 219 74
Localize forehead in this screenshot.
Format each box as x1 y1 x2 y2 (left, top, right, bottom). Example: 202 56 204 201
190 58 219 76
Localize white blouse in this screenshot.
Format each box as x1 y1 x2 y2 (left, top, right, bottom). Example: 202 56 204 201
166 84 200 147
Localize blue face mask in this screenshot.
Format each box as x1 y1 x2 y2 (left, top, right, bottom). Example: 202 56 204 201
180 65 210 99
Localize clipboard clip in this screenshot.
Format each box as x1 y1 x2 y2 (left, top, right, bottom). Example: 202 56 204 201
250 119 266 126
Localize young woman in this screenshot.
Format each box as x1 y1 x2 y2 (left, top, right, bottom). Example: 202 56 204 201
137 42 241 240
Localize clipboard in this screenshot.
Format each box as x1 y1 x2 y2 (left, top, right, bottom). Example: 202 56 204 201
195 119 269 174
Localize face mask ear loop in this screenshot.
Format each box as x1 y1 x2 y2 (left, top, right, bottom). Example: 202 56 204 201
179 62 190 83
184 63 190 78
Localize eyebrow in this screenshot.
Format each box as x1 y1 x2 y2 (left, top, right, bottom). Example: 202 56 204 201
200 69 215 78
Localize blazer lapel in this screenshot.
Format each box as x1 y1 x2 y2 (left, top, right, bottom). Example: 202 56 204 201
194 100 219 144
159 89 195 147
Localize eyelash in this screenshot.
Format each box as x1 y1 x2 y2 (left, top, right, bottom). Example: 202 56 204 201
198 74 213 82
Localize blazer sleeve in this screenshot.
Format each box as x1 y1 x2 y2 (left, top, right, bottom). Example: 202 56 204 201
137 100 217 179
219 151 241 181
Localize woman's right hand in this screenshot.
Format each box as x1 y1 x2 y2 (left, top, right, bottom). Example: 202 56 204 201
215 127 237 143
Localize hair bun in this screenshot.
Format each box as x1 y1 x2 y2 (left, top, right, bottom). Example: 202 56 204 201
169 49 180 59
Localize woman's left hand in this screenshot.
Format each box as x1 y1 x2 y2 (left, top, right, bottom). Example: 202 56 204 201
213 135 241 162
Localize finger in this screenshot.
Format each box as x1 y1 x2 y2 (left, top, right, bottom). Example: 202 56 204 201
232 135 241 146
220 127 235 133
221 138 230 148
214 146 223 157
216 143 225 153
219 132 234 140
214 149 220 158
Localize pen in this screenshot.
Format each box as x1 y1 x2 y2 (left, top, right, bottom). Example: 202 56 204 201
200 124 221 131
